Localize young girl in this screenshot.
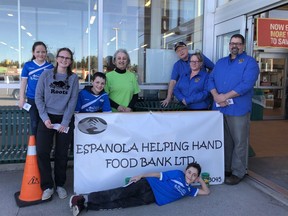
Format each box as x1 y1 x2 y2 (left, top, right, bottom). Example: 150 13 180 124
19 41 54 135
70 162 210 216
75 72 111 113
35 47 79 201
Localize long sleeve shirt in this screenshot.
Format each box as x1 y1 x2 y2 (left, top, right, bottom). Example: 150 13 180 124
35 69 79 127
174 69 210 110
208 51 260 116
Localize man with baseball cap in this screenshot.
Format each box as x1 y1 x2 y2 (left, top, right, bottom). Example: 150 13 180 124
161 42 214 107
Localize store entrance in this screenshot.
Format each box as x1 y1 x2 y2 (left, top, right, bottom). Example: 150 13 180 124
255 52 288 119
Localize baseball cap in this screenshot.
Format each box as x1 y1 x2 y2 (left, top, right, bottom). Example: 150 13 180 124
174 42 187 51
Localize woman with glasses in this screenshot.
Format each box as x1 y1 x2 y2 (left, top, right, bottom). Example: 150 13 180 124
35 47 79 201
173 53 211 110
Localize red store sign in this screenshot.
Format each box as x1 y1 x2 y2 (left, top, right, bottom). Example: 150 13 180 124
257 18 288 48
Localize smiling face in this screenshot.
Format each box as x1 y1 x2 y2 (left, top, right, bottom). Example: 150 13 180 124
114 52 128 70
175 46 189 61
56 50 72 71
229 36 244 58
189 54 203 71
92 76 106 95
33 45 47 64
185 166 199 184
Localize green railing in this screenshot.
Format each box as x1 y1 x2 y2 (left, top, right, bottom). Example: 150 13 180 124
0 106 30 163
134 101 186 111
0 106 73 164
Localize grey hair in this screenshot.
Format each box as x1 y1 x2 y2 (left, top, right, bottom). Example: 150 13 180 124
113 48 131 66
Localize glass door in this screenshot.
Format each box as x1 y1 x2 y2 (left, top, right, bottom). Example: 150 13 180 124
257 53 287 119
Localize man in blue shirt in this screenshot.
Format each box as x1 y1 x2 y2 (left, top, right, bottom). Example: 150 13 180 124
208 34 259 185
161 42 214 107
69 162 210 216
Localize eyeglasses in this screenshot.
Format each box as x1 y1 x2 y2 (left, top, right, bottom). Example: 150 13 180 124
190 61 200 64
57 55 71 61
229 42 243 46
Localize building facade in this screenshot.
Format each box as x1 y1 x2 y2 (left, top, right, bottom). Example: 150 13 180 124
0 0 287 119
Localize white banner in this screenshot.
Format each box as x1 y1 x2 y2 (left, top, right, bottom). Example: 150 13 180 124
74 111 224 194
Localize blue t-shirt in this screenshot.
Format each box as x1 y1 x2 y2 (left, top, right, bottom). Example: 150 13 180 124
146 170 198 206
21 60 54 99
75 86 112 113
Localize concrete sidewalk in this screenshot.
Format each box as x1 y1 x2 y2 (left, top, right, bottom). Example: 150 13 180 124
1 167 288 216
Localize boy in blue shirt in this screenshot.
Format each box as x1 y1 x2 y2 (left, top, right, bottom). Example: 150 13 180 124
69 162 210 216
75 72 111 113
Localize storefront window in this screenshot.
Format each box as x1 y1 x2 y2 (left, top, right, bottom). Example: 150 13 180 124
0 0 94 105
0 0 204 105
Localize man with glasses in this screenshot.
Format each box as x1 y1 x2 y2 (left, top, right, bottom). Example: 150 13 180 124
161 42 214 107
208 34 260 185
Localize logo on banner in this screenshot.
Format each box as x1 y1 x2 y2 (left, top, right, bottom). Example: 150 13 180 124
77 117 107 134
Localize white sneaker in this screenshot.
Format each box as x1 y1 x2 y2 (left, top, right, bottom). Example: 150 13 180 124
56 186 67 199
42 188 54 200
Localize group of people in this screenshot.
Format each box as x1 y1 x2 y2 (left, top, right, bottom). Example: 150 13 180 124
18 44 140 202
162 34 259 186
18 33 259 216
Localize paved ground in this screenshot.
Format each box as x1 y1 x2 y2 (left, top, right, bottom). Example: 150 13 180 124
1 167 288 216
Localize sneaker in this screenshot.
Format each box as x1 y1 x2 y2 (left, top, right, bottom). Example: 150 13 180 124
42 188 54 200
56 186 67 199
69 195 85 208
72 203 85 216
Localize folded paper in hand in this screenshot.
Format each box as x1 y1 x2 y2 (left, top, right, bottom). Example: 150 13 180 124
23 103 32 111
52 123 69 133
216 98 234 107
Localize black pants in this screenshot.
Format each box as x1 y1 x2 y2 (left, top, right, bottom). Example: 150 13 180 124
36 114 74 190
87 179 155 210
27 98 39 136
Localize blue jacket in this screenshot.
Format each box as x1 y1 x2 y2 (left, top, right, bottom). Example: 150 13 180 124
174 69 210 110
208 52 259 116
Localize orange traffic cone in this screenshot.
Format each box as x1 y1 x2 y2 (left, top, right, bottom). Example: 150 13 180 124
14 135 51 207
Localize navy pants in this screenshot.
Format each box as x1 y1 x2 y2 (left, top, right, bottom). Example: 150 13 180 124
36 114 73 190
87 179 155 210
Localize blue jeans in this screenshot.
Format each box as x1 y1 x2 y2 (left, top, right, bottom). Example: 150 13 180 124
27 98 39 135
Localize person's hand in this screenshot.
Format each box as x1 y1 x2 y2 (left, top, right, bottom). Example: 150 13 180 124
124 107 132 112
161 98 171 107
182 98 187 106
129 175 142 183
213 93 227 104
44 119 53 129
18 98 25 109
117 105 132 112
218 101 229 107
57 125 68 133
117 105 126 112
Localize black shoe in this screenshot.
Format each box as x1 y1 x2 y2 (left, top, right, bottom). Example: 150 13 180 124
69 195 85 208
225 175 243 185
225 171 232 177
